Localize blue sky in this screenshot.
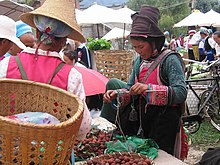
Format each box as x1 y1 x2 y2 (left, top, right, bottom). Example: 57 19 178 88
80 0 128 9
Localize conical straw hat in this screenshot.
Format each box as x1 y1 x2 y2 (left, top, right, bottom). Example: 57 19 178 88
20 0 85 43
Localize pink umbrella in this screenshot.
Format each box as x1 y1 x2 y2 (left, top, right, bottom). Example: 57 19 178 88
74 66 109 96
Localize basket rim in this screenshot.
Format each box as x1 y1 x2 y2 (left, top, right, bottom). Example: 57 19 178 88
94 50 133 53
0 78 83 128
92 152 153 160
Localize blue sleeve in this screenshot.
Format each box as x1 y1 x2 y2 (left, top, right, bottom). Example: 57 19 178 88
198 48 205 56
162 54 187 104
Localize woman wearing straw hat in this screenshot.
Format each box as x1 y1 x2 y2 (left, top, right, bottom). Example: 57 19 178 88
0 15 26 60
0 0 91 141
101 5 187 159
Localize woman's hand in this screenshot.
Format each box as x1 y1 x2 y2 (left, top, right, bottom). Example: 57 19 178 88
129 82 148 95
103 90 117 103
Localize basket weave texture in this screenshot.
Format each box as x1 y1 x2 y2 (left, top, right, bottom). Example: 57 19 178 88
0 79 83 165
95 50 134 82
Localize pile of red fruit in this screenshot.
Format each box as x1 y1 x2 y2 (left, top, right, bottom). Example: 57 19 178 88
86 152 152 165
73 128 114 159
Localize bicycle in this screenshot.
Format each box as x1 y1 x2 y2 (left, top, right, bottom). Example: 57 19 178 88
182 58 220 133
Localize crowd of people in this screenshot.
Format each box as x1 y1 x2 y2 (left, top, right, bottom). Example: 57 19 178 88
1 0 219 164
163 27 220 62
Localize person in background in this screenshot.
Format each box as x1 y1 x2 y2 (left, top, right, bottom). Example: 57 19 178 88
189 29 201 61
176 33 185 52
185 30 196 60
198 27 208 61
5 20 36 57
198 27 215 61
63 49 78 65
213 31 220 59
63 46 86 68
208 29 213 38
32 0 41 9
170 34 177 51
163 31 170 48
75 41 92 69
101 5 187 159
0 0 91 141
0 15 26 60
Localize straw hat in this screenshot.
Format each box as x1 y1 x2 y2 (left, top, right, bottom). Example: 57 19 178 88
0 15 26 50
19 0 85 43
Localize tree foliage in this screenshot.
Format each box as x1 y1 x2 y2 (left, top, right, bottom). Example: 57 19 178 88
127 0 220 36
194 0 220 13
127 0 191 36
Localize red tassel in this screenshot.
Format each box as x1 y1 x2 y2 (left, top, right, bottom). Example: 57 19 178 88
180 126 189 160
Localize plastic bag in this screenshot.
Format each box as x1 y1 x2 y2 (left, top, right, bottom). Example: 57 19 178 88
91 117 116 132
105 136 159 160
6 112 60 124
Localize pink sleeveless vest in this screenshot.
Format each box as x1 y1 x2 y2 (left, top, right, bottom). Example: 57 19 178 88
139 61 168 106
139 62 162 85
7 52 72 90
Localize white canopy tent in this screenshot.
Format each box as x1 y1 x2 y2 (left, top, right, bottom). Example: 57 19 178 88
76 5 134 44
104 7 135 48
101 27 130 40
0 0 33 21
173 10 205 27
75 3 116 38
75 8 83 24
198 9 220 27
105 6 135 24
76 5 135 25
76 3 115 25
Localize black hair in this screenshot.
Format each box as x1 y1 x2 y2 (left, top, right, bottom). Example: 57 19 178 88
172 35 176 39
213 31 220 38
129 35 155 43
63 49 78 62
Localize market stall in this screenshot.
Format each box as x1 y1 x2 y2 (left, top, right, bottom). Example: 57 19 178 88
74 117 187 165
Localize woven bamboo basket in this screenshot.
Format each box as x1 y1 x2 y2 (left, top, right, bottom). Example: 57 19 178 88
94 50 134 82
0 79 83 165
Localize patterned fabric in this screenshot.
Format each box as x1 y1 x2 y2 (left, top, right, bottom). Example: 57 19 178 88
139 59 168 106
6 112 60 124
119 53 185 107
0 47 91 141
146 83 168 106
33 15 72 45
117 88 130 107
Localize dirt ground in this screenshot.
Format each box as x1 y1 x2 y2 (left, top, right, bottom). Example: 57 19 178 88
184 145 205 165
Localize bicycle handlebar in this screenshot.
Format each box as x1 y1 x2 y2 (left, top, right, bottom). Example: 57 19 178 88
182 58 208 65
183 58 220 72
206 58 220 69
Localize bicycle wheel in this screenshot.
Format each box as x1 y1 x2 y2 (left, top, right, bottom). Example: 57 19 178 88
200 89 220 131
182 103 201 134
182 114 202 134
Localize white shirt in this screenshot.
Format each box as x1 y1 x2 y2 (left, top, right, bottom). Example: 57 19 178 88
215 44 220 58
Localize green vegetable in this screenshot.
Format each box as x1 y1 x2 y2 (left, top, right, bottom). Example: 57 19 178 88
86 38 112 51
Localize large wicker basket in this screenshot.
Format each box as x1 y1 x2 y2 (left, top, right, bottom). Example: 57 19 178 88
0 79 83 165
95 50 134 82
